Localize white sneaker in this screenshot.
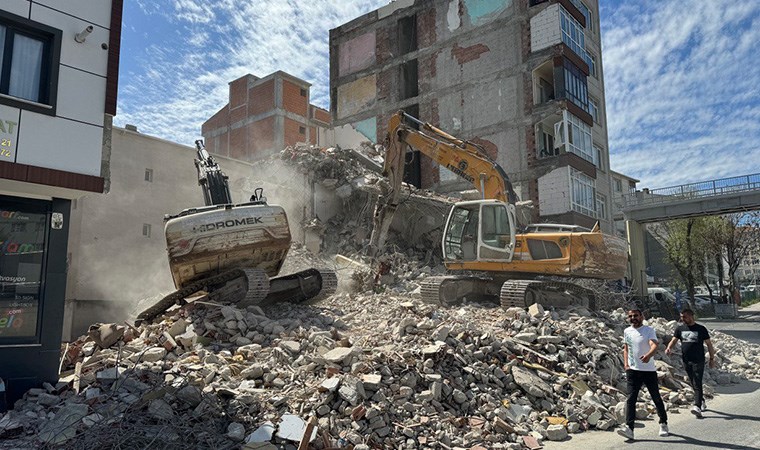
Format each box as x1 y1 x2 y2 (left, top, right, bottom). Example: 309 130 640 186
701 400 707 411
659 423 669 437
691 405 703 418
617 426 634 440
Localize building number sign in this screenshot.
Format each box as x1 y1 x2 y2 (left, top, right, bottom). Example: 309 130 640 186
0 106 20 161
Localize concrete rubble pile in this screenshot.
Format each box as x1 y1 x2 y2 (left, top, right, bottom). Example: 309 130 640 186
279 143 455 262
2 287 759 449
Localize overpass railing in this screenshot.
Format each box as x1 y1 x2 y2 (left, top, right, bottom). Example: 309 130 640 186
623 173 760 208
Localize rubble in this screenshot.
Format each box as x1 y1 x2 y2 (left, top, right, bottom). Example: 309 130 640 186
2 283 759 449
2 145 759 448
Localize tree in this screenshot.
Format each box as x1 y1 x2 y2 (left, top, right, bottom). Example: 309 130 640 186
722 212 760 292
651 218 707 301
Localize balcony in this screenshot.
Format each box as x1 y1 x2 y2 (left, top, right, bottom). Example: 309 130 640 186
535 110 597 166
532 58 591 117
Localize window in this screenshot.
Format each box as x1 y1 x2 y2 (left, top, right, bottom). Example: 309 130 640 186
589 98 600 124
596 193 607 220
142 224 151 237
0 11 62 114
538 124 557 158
565 111 595 164
144 168 153 182
298 126 306 135
614 179 623 192
300 88 306 97
588 52 597 77
594 144 604 170
400 59 419 100
559 7 590 66
561 59 589 113
538 77 554 104
570 168 596 217
398 14 418 55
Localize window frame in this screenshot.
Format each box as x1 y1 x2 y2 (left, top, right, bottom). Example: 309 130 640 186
569 168 596 217
565 110 595 164
0 10 62 116
559 6 590 66
589 97 600 125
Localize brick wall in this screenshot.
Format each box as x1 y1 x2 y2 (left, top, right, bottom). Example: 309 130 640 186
248 117 276 158
309 126 317 145
229 77 248 109
249 80 275 117
313 107 331 125
417 7 437 48
282 80 308 117
284 117 307 147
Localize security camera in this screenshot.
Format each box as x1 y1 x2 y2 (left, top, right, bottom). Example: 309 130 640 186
75 25 94 43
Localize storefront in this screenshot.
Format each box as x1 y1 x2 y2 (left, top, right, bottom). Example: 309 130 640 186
0 194 69 409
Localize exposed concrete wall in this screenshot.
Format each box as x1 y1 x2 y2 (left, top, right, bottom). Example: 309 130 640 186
336 75 378 119
530 4 561 52
537 166 570 216
338 31 377 77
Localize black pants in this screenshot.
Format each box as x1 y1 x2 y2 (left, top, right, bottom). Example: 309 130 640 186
625 369 668 429
683 359 705 407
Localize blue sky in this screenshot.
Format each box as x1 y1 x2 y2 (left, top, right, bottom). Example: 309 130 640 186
115 0 760 189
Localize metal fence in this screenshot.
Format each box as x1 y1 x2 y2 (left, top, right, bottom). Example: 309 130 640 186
623 173 760 208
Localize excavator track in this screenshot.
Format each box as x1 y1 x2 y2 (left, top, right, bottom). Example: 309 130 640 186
420 276 463 306
136 268 337 325
500 279 596 310
136 269 245 325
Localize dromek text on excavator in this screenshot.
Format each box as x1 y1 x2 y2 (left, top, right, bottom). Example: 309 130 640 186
369 111 629 310
136 140 336 324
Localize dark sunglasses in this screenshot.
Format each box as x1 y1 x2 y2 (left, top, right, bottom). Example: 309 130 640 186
627 314 641 318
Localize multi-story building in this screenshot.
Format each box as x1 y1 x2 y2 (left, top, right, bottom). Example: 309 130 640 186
202 71 332 163
610 170 638 238
329 0 614 231
0 0 123 406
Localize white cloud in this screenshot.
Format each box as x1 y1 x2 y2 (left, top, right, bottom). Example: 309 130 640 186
601 0 760 188
116 1 386 145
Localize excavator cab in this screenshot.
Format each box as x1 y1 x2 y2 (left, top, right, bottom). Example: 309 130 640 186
443 199 516 262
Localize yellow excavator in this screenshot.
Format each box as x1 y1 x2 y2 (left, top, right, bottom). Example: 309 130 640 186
370 111 628 309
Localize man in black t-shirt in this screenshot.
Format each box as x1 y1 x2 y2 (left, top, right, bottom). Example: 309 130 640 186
665 308 716 418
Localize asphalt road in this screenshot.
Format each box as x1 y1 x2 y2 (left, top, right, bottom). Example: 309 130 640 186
543 302 760 450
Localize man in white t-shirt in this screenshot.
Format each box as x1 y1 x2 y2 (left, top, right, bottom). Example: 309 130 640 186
616 309 669 440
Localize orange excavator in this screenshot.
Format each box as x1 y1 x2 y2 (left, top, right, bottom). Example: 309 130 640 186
370 111 628 309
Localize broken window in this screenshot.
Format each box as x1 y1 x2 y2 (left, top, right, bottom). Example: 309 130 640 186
537 124 557 158
398 15 417 55
402 104 421 188
400 59 419 100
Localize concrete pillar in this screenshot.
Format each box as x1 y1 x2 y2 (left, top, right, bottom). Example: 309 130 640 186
626 219 648 299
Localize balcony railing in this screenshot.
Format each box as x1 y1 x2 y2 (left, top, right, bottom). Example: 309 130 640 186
623 173 760 208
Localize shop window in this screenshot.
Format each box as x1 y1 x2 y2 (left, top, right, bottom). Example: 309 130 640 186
0 11 62 115
0 197 48 342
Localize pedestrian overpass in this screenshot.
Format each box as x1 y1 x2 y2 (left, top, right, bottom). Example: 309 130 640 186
620 173 760 299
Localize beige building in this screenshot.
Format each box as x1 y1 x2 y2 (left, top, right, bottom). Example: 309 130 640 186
63 127 342 338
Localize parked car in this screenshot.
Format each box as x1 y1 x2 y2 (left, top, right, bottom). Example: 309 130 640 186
691 296 714 308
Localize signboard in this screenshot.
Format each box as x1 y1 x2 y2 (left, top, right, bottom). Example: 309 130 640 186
0 106 20 162
0 203 47 339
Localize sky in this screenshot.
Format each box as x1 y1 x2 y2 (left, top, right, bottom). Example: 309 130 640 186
115 0 760 189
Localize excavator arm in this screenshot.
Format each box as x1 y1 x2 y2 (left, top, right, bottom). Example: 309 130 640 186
369 111 517 253
194 139 233 206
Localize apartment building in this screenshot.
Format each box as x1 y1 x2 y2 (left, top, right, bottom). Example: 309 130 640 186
611 170 638 238
329 0 614 231
202 71 332 163
0 0 123 406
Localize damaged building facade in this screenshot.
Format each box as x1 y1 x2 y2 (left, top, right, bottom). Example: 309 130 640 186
329 0 614 231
